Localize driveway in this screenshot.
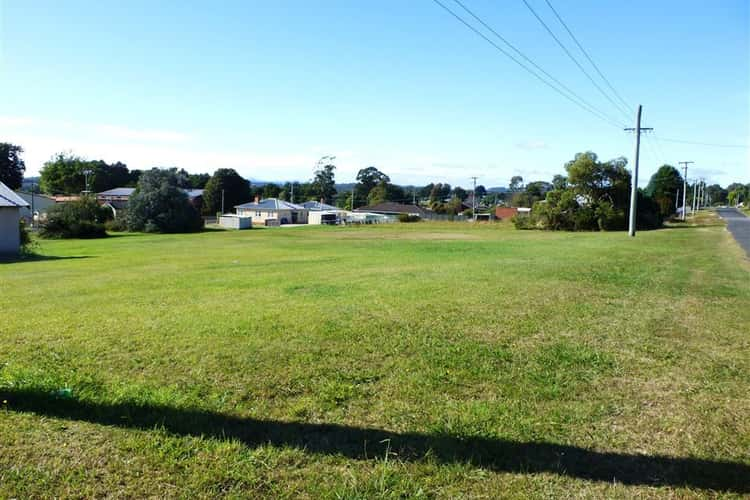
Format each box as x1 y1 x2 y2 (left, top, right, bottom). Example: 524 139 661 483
717 208 750 258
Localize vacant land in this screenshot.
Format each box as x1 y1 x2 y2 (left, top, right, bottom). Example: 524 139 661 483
2 215 749 498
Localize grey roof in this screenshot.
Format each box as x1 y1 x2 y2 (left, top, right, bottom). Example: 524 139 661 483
184 189 204 199
301 201 338 211
97 187 203 199
235 198 305 210
353 202 432 216
0 182 30 207
98 187 135 197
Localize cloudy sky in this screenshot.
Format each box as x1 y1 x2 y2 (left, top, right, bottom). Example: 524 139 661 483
1 0 748 188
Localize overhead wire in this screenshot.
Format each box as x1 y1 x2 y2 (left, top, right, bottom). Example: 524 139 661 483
542 0 632 113
430 0 625 128
519 0 631 122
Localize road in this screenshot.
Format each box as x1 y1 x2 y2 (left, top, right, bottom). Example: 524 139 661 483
717 208 750 258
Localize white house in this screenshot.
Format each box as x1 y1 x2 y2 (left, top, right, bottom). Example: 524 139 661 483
301 201 349 225
235 198 308 225
0 181 30 255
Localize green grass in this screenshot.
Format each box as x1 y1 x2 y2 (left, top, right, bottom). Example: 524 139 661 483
1 216 749 498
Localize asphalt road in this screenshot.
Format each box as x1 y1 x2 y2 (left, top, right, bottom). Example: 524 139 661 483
717 208 750 258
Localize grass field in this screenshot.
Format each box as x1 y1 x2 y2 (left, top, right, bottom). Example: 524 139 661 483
1 215 749 498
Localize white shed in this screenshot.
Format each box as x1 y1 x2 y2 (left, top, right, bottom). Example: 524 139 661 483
219 214 252 230
0 182 30 255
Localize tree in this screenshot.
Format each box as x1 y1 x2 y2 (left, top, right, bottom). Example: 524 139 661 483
475 185 487 198
188 173 210 189
127 168 204 233
40 153 88 194
705 184 727 206
509 175 524 192
0 143 26 190
203 168 252 214
263 183 281 199
311 164 337 202
552 174 568 190
90 161 132 192
645 165 683 217
452 186 468 201
367 180 406 205
355 166 389 201
39 196 109 239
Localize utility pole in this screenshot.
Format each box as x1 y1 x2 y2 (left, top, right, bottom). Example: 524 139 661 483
290 183 294 204
413 188 416 206
678 161 693 221
471 176 478 222
692 181 698 214
624 105 653 237
221 189 225 214
675 189 679 212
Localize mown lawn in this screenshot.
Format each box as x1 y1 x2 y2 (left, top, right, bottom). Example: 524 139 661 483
1 215 749 498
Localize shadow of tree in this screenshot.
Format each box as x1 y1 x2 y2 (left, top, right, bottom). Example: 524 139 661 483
2 388 747 493
0 254 92 264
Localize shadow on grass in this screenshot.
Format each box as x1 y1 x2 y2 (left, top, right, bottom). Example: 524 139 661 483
0 254 92 264
2 388 748 493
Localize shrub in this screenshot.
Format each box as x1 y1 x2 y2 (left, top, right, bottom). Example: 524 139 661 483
39 197 109 239
398 213 421 223
105 217 128 232
127 169 204 233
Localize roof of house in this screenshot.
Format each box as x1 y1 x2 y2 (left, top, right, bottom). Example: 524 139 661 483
98 187 136 197
235 198 305 210
0 182 30 207
301 201 338 211
97 187 203 199
353 202 432 216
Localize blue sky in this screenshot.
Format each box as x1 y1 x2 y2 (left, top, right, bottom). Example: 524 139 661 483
1 0 747 188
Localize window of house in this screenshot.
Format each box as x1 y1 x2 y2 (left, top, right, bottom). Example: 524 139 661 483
256 211 261 217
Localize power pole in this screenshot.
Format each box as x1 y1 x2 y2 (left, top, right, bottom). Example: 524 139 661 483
471 176 478 222
678 161 693 220
221 189 225 214
290 183 294 204
624 105 653 237
692 181 698 214
413 188 416 206
675 189 679 211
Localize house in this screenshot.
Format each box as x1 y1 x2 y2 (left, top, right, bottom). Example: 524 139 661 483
353 202 433 218
0 181 30 255
495 207 519 220
302 201 349 225
15 191 57 224
97 187 204 217
235 197 308 225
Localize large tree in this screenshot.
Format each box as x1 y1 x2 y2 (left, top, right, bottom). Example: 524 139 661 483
645 165 683 216
311 164 337 203
203 168 252 214
0 143 26 190
40 153 134 194
127 168 203 233
355 166 389 201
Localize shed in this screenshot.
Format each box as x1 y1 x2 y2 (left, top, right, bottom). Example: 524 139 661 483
219 214 252 230
0 181 30 255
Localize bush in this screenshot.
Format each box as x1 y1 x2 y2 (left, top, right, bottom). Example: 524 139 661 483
39 197 109 239
105 217 128 232
398 213 421 223
127 168 204 233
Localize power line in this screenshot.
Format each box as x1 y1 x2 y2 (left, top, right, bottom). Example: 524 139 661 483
430 0 623 128
542 0 632 112
450 0 624 127
520 0 631 122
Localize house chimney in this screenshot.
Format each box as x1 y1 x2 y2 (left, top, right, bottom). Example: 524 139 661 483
254 195 260 204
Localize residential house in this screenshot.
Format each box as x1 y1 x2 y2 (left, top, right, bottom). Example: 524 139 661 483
353 202 433 218
15 191 57 224
97 187 204 217
0 182 30 255
302 200 348 225
235 197 308 225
